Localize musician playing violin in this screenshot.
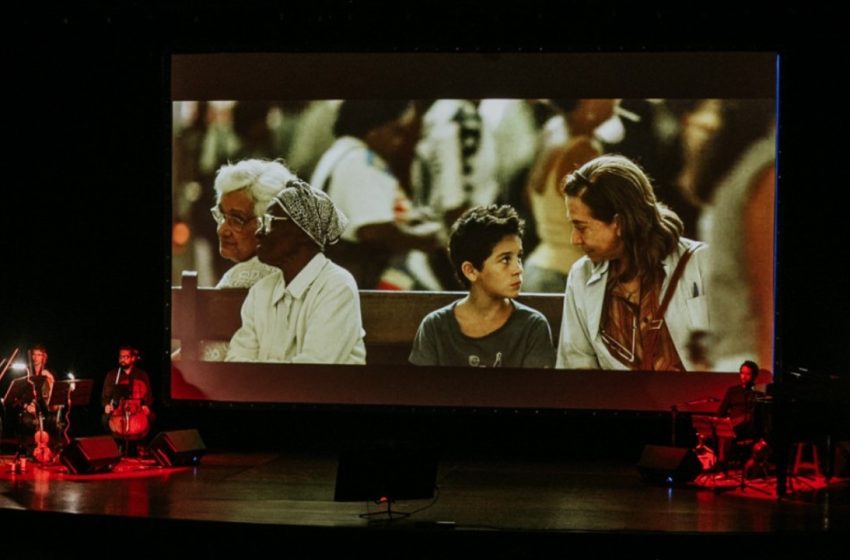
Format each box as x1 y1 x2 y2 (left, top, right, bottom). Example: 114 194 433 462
15 344 58 457
101 346 153 455
23 344 55 413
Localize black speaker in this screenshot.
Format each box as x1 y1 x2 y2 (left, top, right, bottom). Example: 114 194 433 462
60 436 121 474
149 429 206 467
334 442 439 502
637 445 702 484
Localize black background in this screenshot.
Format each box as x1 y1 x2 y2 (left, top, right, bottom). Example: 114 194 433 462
3 4 846 452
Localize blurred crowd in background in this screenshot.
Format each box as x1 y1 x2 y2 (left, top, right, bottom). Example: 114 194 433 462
172 97 774 297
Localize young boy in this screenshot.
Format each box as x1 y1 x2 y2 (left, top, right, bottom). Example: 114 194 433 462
409 205 555 368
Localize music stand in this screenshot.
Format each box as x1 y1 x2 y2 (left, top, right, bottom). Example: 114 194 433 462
49 380 94 408
49 380 94 446
2 377 42 410
109 383 131 402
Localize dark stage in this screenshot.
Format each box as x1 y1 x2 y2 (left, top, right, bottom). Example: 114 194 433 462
2 449 848 558
5 6 850 559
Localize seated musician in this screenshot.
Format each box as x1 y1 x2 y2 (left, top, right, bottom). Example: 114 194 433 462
102 346 153 456
715 360 764 465
718 360 762 435
12 344 57 457
409 205 556 368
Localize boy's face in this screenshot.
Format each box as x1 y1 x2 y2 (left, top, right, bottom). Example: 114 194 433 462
468 234 524 298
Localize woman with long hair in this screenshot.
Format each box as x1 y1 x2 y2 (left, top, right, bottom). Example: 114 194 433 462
556 155 709 371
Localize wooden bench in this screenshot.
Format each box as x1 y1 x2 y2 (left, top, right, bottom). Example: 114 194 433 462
172 271 565 365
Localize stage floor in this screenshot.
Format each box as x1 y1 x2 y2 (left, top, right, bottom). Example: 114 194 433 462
1 451 848 558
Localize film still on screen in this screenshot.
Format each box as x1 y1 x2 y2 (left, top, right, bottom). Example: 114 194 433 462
169 53 776 408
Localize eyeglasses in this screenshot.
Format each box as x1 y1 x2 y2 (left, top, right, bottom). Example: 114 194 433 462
256 213 290 235
210 207 258 233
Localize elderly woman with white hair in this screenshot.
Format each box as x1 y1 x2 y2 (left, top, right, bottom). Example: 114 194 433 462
199 159 293 361
226 179 366 364
210 159 295 288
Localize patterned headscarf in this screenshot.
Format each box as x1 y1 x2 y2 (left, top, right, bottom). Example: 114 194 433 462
271 179 348 251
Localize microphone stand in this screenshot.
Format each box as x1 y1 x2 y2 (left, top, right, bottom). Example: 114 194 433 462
63 379 75 446
670 405 678 446
0 347 19 386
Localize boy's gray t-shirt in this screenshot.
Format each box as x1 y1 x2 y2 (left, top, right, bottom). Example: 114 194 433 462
408 300 555 368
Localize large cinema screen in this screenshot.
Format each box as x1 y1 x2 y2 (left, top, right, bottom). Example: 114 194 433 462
169 53 776 411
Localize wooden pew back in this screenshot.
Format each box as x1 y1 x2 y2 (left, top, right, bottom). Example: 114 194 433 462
172 272 564 364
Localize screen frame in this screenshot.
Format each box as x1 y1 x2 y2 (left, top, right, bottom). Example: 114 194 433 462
165 51 777 413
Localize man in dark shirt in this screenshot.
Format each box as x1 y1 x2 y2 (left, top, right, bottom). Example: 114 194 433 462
717 360 761 436
102 346 153 455
715 360 764 467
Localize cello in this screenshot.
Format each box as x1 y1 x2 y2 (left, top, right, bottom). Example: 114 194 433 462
106 367 151 443
107 396 150 440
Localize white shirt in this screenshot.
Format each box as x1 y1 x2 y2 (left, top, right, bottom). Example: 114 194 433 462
216 256 277 289
201 257 278 362
413 100 499 214
311 136 407 243
226 253 366 364
556 239 711 371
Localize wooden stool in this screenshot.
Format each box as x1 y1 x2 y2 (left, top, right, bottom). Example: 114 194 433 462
791 442 821 477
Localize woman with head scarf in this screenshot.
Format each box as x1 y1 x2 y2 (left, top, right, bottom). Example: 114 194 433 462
226 178 366 364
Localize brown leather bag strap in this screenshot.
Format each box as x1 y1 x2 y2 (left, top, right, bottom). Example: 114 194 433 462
640 243 701 370
658 243 700 318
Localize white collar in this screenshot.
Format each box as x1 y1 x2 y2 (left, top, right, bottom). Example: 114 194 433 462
272 253 328 304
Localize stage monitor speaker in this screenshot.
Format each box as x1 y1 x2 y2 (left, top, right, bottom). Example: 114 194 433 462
60 436 121 474
149 429 206 467
334 441 439 502
637 445 702 484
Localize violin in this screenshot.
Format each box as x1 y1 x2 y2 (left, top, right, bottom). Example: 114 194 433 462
107 397 150 440
25 371 54 464
33 413 54 464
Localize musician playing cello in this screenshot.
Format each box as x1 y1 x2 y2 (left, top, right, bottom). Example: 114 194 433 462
101 346 153 455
